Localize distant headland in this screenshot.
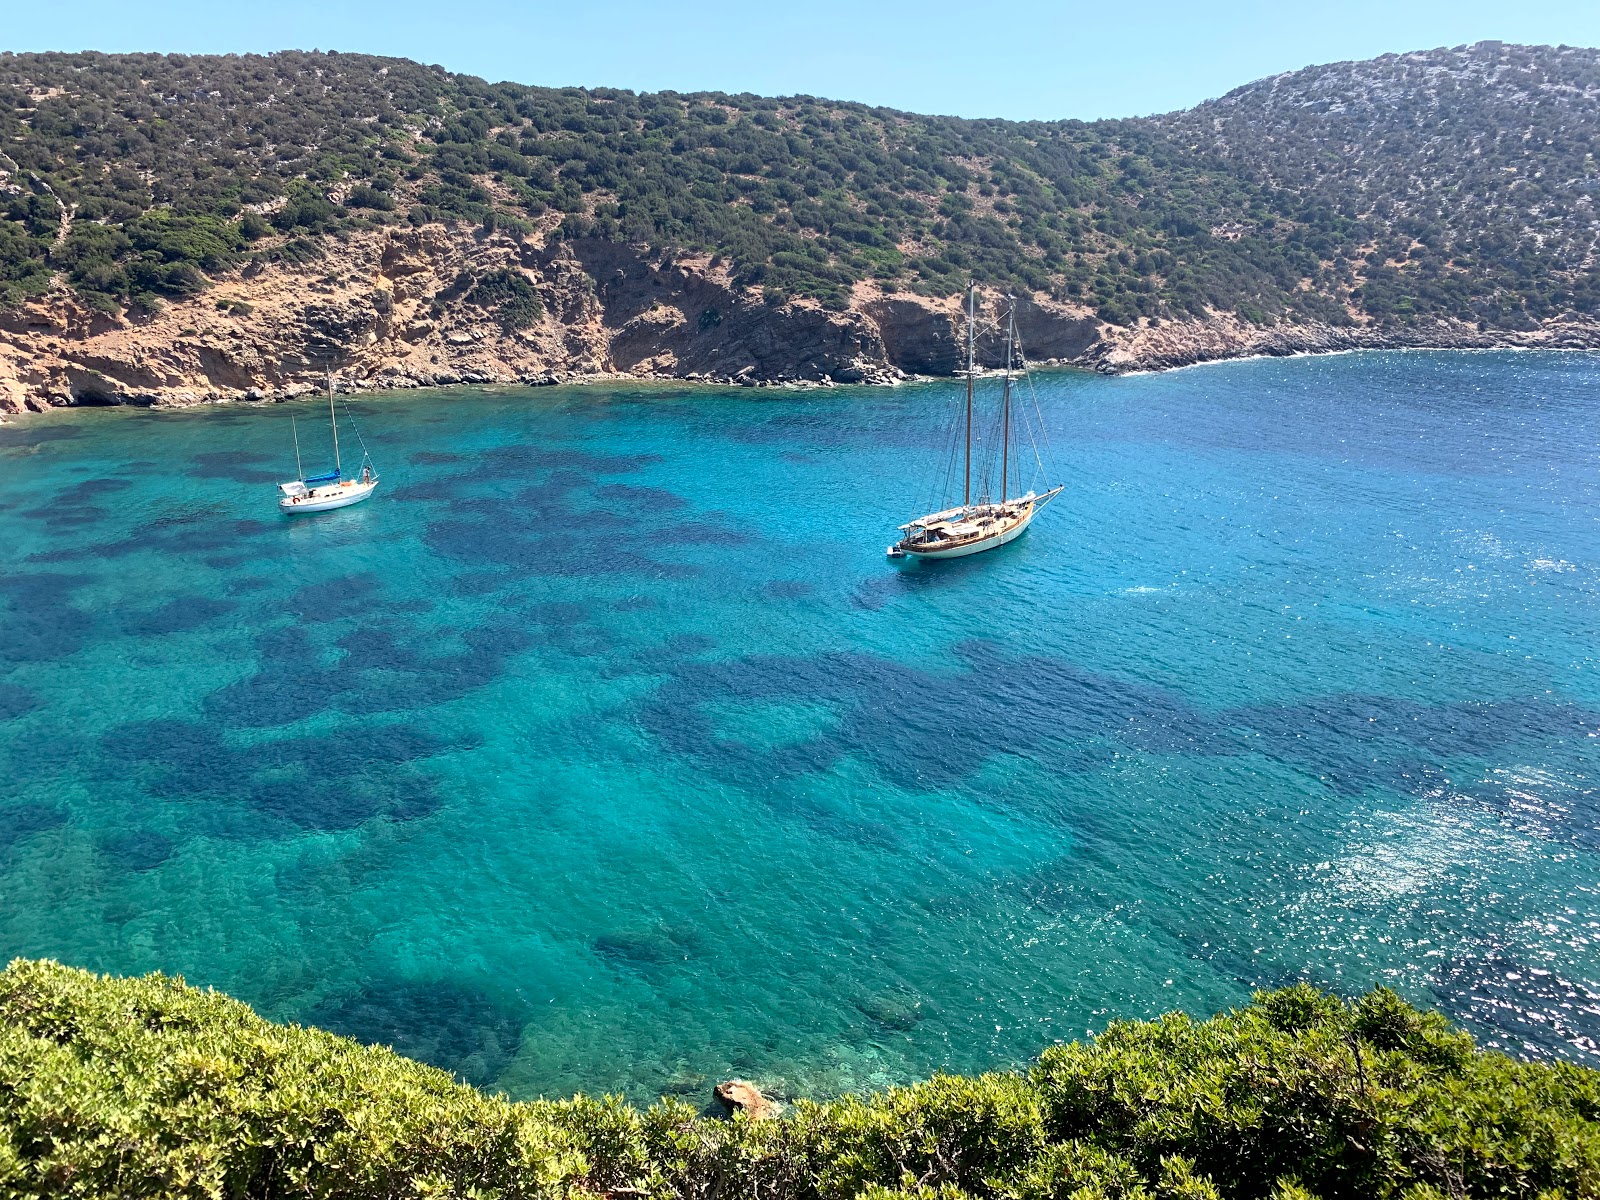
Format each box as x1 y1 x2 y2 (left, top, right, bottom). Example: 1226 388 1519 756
1 41 1598 415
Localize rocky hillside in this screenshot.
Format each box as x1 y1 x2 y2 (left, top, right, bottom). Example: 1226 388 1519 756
0 42 1597 412
1150 42 1600 326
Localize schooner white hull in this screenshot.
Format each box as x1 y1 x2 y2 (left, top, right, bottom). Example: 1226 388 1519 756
889 487 1061 560
900 506 1036 559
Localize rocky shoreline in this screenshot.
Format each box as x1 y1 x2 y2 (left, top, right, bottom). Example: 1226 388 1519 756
1080 311 1600 375
1 223 1596 420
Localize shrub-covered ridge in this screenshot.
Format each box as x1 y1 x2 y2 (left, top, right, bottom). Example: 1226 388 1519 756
1 958 1596 1199
0 42 1597 328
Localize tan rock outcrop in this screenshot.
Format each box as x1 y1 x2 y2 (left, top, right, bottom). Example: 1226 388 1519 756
713 1079 772 1120
0 223 1112 416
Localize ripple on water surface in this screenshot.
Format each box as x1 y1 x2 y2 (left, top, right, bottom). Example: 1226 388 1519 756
1 351 1598 1099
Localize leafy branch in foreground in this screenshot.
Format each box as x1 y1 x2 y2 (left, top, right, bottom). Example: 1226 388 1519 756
1 958 1596 1199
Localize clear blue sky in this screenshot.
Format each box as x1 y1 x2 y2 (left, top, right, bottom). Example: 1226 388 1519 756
7 0 1600 120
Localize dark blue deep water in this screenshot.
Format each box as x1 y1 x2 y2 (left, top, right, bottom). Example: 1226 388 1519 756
2 349 1598 1100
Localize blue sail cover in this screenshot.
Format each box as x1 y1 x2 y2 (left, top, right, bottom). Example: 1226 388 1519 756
303 469 341 484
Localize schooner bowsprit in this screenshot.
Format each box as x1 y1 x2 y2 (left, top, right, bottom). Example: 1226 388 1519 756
887 286 1062 560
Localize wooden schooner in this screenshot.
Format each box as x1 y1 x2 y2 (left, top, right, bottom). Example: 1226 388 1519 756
887 286 1062 560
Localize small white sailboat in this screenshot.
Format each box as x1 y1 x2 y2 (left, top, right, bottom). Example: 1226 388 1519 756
888 287 1062 560
278 372 379 514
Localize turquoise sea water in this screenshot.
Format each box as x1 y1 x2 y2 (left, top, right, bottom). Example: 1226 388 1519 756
2 349 1598 1101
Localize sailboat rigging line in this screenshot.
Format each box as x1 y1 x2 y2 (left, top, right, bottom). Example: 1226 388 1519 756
938 395 962 514
290 414 303 481
338 400 375 464
1015 326 1056 485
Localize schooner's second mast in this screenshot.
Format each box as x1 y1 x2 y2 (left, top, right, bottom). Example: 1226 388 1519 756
1001 300 1014 504
964 284 975 508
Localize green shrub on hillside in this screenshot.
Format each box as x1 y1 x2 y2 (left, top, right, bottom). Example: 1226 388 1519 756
0 960 1596 1199
467 266 545 329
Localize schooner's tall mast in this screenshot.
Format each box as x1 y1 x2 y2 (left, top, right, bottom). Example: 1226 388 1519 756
1001 299 1014 504
964 284 975 508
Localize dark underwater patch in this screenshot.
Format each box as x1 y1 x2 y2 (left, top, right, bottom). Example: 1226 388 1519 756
479 444 662 475
409 450 465 465
99 829 175 872
0 803 66 849
18 477 132 533
307 978 526 1087
511 603 612 657
636 641 1600 814
417 443 742 586
100 715 465 832
0 686 41 722
187 450 283 484
119 595 237 637
1459 775 1600 852
447 571 508 596
37 514 285 564
288 574 432 625
769 791 900 851
623 634 717 677
427 518 671 579
854 988 926 1032
1433 952 1600 1062
0 424 81 447
762 580 814 600
24 507 108 531
637 640 1221 791
652 521 750 547
290 573 382 623
202 598 535 729
596 483 689 511
203 626 329 727
850 576 898 611
592 925 702 976
1227 694 1600 798
0 573 96 666
389 482 449 503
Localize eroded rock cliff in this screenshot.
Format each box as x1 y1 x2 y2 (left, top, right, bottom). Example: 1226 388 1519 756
3 226 1596 418
0 225 1106 414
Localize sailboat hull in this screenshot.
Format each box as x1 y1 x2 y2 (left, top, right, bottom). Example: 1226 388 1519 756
899 505 1037 559
279 479 378 513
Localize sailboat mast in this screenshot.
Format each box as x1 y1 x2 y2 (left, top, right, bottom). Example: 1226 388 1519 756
327 368 341 475
1001 300 1014 504
291 414 303 481
964 284 975 508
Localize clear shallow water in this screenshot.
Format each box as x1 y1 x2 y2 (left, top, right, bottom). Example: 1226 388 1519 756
2 349 1599 1101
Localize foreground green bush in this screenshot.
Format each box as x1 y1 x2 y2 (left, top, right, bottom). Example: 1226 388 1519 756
0 959 1595 1199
